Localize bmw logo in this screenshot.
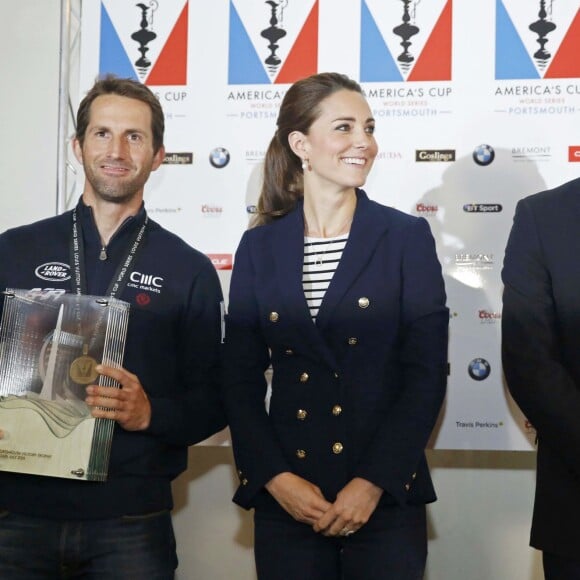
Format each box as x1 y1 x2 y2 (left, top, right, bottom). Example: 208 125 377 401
473 144 495 166
209 147 230 168
468 358 491 381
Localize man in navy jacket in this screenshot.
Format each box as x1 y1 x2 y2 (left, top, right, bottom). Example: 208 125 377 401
0 76 225 578
502 177 580 579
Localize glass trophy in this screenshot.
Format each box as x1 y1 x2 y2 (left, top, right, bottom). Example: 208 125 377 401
0 289 130 481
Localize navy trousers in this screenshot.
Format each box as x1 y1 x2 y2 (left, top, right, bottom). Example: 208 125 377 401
254 503 427 580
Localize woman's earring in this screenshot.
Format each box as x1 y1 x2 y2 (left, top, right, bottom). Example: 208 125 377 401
302 158 309 171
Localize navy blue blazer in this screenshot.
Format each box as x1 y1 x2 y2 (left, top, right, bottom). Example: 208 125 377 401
502 177 580 557
223 189 448 511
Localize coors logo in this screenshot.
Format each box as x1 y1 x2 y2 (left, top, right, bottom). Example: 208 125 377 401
416 203 438 216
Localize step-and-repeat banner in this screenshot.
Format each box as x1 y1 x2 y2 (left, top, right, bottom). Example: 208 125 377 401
77 0 580 450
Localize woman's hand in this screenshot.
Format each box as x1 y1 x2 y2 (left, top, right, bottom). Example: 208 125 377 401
313 477 383 536
265 472 332 525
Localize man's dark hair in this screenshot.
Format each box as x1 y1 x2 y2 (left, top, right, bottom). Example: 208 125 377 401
75 75 164 153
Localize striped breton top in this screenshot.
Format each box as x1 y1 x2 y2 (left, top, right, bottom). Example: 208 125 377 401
303 234 349 321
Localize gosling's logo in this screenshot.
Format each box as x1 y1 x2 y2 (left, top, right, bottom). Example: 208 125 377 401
35 262 71 282
416 149 455 162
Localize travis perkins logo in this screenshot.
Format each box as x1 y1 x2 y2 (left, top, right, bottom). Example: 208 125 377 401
415 149 455 162
463 203 503 213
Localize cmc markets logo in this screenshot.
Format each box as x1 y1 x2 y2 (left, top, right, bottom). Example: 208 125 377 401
207 254 233 270
209 147 230 168
97 0 188 85
495 1 580 80
163 152 193 165
360 0 451 82
468 358 491 381
478 309 502 323
569 146 580 162
463 203 502 213
473 144 495 166
416 150 455 162
228 0 318 84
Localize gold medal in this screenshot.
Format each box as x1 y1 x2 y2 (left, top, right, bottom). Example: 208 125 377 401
69 344 99 385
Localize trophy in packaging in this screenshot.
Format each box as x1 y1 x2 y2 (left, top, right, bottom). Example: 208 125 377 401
0 289 130 481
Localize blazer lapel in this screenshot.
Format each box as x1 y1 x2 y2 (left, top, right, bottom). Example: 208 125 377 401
316 190 390 330
270 203 339 369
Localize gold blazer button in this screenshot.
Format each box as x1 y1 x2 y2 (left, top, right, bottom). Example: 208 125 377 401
297 409 308 420
332 442 344 454
299 372 309 383
296 449 307 459
269 312 279 322
358 297 370 309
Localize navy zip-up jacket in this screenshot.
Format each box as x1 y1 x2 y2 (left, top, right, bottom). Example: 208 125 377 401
0 200 225 519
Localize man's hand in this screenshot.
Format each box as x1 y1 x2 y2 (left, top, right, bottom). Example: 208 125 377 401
85 364 151 431
265 472 332 525
313 477 383 536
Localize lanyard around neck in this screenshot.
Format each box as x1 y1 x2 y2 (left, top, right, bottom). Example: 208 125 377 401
70 205 149 298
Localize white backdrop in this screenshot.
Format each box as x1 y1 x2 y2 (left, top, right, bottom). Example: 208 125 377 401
3 1 572 577
74 0 580 452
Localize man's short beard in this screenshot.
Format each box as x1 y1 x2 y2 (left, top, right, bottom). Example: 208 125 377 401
94 186 140 205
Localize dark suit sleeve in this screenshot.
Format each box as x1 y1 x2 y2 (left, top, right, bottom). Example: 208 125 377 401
354 218 448 504
222 232 292 505
502 199 580 474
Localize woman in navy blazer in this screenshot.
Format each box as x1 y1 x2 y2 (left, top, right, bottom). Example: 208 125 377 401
223 73 448 579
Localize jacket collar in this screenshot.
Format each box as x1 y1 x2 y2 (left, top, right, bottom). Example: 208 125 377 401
270 189 391 368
